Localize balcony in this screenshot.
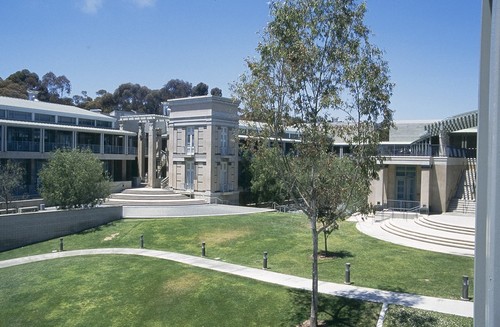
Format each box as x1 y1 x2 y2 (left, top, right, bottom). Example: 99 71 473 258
45 142 72 152
128 146 137 155
104 145 125 154
7 141 40 152
220 147 234 156
183 145 195 156
378 144 476 158
77 144 100 153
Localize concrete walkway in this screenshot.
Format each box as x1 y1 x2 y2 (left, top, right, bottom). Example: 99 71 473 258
0 248 473 318
122 204 275 218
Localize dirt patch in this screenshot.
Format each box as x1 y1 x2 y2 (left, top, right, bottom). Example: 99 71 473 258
198 229 250 245
103 233 120 241
163 273 203 295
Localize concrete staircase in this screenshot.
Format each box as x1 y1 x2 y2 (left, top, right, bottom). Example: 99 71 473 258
448 158 477 215
105 188 206 206
379 215 474 252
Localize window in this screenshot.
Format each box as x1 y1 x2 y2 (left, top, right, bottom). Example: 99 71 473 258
220 127 228 155
8 110 31 121
79 118 95 127
58 116 77 125
186 127 195 155
96 120 112 128
395 166 417 205
185 161 195 190
0 109 5 118
220 162 228 192
34 113 56 123
7 127 40 152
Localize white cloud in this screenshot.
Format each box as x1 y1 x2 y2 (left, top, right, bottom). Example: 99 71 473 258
130 0 156 8
81 0 104 14
79 0 155 13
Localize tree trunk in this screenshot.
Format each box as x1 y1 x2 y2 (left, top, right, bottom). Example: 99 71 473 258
310 214 319 326
323 230 328 255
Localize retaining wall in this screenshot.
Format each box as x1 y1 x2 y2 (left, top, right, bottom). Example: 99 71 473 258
0 206 123 252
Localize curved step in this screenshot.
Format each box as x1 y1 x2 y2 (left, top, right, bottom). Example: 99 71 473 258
415 216 475 235
381 220 474 250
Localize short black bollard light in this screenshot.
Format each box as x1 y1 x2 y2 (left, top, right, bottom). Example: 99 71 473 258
59 238 64 252
263 251 268 269
201 242 206 257
461 275 469 300
140 234 144 249
344 263 351 284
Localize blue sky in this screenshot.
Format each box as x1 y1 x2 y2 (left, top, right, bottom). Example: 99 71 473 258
0 0 481 120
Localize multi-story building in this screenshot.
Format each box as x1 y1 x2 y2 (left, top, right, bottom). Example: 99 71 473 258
166 96 240 204
370 111 477 214
0 96 137 195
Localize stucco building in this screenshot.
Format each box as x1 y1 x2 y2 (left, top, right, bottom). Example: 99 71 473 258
0 96 137 194
369 111 477 214
166 96 240 204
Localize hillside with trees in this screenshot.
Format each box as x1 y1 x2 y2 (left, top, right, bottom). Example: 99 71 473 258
0 69 222 115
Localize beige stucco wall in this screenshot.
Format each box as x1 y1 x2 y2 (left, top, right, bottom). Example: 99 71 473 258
429 157 465 213
166 96 239 203
369 157 466 213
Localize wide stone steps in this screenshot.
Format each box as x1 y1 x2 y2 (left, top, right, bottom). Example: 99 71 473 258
380 218 474 250
415 216 475 235
105 188 206 206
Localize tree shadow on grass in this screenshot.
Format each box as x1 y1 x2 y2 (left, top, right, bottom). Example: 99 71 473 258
287 289 379 326
385 306 439 327
318 250 353 259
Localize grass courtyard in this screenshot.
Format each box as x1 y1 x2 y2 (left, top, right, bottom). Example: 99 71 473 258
0 212 474 326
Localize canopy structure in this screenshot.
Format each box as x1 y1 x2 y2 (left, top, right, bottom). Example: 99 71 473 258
424 111 478 136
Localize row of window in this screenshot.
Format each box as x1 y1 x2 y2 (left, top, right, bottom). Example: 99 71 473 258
184 160 231 192
0 126 135 154
0 109 113 128
183 126 231 155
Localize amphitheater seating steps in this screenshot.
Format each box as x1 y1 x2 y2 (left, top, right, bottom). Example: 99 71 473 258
105 188 206 206
379 216 474 250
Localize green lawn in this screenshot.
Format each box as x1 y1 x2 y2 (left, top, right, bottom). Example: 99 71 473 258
0 212 474 299
384 305 472 327
0 255 382 327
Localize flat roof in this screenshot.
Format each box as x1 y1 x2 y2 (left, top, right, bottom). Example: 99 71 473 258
0 119 136 136
0 96 115 122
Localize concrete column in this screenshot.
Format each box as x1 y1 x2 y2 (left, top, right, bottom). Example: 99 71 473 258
72 131 77 149
137 123 145 181
475 1 500 326
121 160 127 181
419 166 431 209
438 125 449 157
147 120 157 188
0 125 3 152
40 129 45 153
124 135 129 155
100 133 104 154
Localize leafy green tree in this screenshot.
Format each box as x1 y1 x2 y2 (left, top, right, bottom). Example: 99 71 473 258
210 87 223 96
113 83 152 113
160 79 192 99
232 0 393 325
6 69 41 91
0 79 28 99
0 161 25 213
39 149 111 209
192 82 209 96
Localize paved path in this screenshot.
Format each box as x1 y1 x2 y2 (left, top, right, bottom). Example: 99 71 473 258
0 248 473 318
122 204 275 218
